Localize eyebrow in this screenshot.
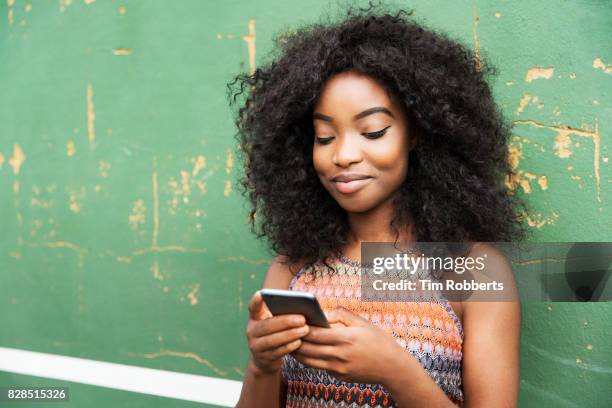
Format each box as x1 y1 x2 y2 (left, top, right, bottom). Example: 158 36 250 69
313 106 395 123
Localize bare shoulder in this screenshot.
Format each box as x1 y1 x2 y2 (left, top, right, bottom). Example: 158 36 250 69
261 255 308 290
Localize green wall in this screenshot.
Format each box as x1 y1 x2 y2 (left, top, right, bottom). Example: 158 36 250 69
1 1 610 407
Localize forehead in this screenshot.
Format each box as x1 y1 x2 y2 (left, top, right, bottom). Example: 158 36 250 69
314 71 394 112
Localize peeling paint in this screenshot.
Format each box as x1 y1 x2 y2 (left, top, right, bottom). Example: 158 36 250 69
84 0 95 5
191 155 206 176
592 57 612 74
223 180 232 197
242 17 256 76
134 349 243 377
7 0 14 25
67 140 76 157
494 11 501 18
9 144 26 175
472 4 480 72
151 260 163 280
515 93 532 115
98 160 111 177
25 3 32 12
69 189 84 213
523 211 559 229
86 82 95 145
118 5 126 14
225 149 234 174
112 48 133 55
513 120 601 202
152 169 159 247
553 131 572 158
0 152 4 168
537 175 548 190
525 67 554 82
129 199 146 229
187 283 200 305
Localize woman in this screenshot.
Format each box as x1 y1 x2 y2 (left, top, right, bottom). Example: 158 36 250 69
228 3 528 407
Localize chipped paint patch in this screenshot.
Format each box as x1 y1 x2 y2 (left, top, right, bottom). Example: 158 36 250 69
525 67 554 82
84 0 95 4
191 155 206 176
151 260 163 280
0 152 4 168
59 0 73 13
86 82 95 145
242 17 256 76
505 81 514 86
225 149 234 174
515 93 532 114
136 349 243 377
129 199 146 229
223 180 232 197
472 4 480 71
112 48 133 56
523 211 559 229
7 0 14 25
98 160 111 177
592 57 612 74
513 120 602 202
118 5 126 14
69 189 84 213
67 140 76 157
187 283 200 305
494 11 501 18
25 3 32 12
554 131 572 158
152 169 159 246
9 144 26 175
537 175 548 190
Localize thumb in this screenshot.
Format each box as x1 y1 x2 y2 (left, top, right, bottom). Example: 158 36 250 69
248 290 272 320
325 307 368 327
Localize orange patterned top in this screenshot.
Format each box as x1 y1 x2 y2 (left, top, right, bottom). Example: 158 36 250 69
281 254 464 407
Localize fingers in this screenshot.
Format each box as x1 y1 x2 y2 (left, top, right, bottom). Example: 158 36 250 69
262 338 303 361
325 307 367 327
293 341 339 360
251 314 306 337
251 324 309 353
302 325 348 344
248 291 271 320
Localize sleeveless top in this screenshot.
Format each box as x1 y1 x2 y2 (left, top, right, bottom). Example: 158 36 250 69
281 254 464 407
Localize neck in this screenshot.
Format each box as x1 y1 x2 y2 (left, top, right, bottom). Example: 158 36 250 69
345 196 414 246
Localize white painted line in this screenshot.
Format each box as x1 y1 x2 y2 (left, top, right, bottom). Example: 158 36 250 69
0 347 242 407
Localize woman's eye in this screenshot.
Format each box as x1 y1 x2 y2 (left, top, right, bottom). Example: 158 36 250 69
363 125 391 139
315 136 334 145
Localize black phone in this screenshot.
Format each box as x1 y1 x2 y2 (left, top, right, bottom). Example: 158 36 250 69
260 288 330 327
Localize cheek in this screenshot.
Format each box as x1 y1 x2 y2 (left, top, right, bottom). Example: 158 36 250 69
312 147 329 176
368 135 409 174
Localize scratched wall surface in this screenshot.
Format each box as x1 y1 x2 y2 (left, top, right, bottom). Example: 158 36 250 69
0 1 610 407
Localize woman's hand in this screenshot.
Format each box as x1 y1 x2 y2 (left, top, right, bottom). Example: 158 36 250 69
246 290 310 376
292 307 404 384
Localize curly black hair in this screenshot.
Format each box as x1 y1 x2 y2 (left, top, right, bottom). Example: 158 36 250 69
227 1 530 269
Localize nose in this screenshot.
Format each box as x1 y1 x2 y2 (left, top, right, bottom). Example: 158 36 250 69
332 134 362 167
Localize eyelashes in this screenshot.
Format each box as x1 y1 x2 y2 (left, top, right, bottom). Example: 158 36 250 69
315 126 391 145
363 125 391 139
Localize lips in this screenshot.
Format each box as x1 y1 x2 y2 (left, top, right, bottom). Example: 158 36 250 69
331 173 371 182
331 173 372 194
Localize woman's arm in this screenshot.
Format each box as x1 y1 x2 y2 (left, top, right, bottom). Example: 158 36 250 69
370 243 520 407
460 244 521 407
236 256 306 408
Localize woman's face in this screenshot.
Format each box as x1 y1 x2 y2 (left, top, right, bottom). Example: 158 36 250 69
312 71 414 213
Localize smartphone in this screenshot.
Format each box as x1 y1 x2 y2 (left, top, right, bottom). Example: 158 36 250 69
260 288 330 328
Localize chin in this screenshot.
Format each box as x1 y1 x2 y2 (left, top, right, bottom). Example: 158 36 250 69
334 196 379 213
